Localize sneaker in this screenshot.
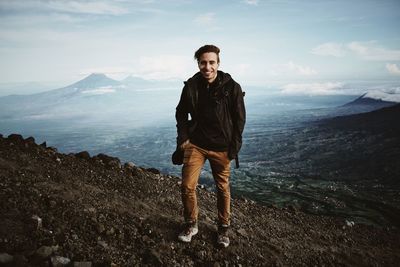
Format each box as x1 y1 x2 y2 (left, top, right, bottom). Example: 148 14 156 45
217 225 230 248
178 222 198 243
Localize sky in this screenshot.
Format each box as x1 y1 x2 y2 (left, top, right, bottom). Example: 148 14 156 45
0 0 399 95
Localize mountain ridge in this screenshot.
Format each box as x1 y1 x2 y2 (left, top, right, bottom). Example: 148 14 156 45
0 73 155 122
343 90 399 107
326 103 400 131
65 73 121 90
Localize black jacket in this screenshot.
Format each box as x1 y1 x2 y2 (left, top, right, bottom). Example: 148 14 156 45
175 70 246 160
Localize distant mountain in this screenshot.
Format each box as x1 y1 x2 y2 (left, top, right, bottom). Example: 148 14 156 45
326 103 400 133
316 103 400 190
0 73 179 124
41 73 123 97
122 75 155 86
0 73 125 121
333 90 399 116
343 90 398 107
0 73 121 100
68 73 121 90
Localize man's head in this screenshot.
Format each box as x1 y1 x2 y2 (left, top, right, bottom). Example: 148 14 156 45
194 45 220 83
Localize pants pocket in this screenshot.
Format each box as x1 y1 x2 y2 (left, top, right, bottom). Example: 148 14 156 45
183 145 194 164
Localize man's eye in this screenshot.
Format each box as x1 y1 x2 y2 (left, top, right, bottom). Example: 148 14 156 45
200 61 217 66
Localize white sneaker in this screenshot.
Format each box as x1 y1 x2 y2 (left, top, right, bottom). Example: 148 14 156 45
178 222 198 243
217 225 230 248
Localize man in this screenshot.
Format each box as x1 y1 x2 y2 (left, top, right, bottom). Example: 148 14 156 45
175 44 246 247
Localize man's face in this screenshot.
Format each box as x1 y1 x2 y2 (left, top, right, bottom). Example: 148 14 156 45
198 52 219 83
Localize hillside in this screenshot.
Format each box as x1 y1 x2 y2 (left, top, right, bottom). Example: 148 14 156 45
325 103 400 132
0 134 399 266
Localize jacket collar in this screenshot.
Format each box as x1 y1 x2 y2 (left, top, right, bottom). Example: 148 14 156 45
186 70 231 89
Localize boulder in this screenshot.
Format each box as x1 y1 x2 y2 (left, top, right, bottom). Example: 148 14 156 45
7 134 24 143
75 151 91 160
95 153 121 169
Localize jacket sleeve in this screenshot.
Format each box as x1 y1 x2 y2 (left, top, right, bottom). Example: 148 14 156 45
228 83 246 160
175 84 190 146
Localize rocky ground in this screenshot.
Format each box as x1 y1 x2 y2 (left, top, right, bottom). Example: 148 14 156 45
0 133 399 266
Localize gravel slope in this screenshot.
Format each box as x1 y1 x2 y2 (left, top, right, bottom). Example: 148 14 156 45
0 133 399 266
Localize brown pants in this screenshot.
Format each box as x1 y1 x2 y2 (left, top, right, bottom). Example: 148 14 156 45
181 142 231 225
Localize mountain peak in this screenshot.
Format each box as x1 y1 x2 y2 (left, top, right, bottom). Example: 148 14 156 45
122 75 152 84
362 89 400 103
68 73 120 89
343 89 400 108
85 73 109 79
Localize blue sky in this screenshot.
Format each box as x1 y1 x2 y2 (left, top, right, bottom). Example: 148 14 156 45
0 0 399 95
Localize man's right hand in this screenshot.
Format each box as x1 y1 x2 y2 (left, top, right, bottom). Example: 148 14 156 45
180 139 190 150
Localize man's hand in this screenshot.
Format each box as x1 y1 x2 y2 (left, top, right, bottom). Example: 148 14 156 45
180 139 190 151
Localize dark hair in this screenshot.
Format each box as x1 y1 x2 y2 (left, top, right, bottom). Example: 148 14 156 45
194 45 220 63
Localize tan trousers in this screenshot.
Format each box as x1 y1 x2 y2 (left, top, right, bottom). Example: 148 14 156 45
181 142 231 225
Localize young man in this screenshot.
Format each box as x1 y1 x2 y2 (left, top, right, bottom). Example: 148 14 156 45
175 44 246 247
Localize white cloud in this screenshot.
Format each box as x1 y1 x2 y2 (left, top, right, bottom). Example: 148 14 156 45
193 12 221 31
281 82 344 95
386 63 400 75
312 41 400 61
286 61 317 76
47 0 129 15
80 56 196 81
0 0 129 16
81 87 116 95
311 42 345 57
384 87 400 94
364 89 400 102
133 55 194 81
346 41 400 61
243 0 259 5
231 63 251 76
270 61 317 76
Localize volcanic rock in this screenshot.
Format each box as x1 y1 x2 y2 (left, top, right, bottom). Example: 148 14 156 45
0 133 399 266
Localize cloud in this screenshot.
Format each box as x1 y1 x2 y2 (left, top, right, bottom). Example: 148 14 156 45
281 82 344 95
285 61 317 76
348 42 400 61
270 61 317 76
194 12 215 26
79 55 195 81
385 87 400 94
243 0 259 5
133 55 194 81
232 63 251 76
46 0 129 15
311 42 345 57
386 63 400 75
0 0 129 16
312 41 400 61
81 87 116 95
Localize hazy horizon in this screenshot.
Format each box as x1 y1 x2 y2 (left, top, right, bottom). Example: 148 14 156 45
1 0 399 96
1 72 399 98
